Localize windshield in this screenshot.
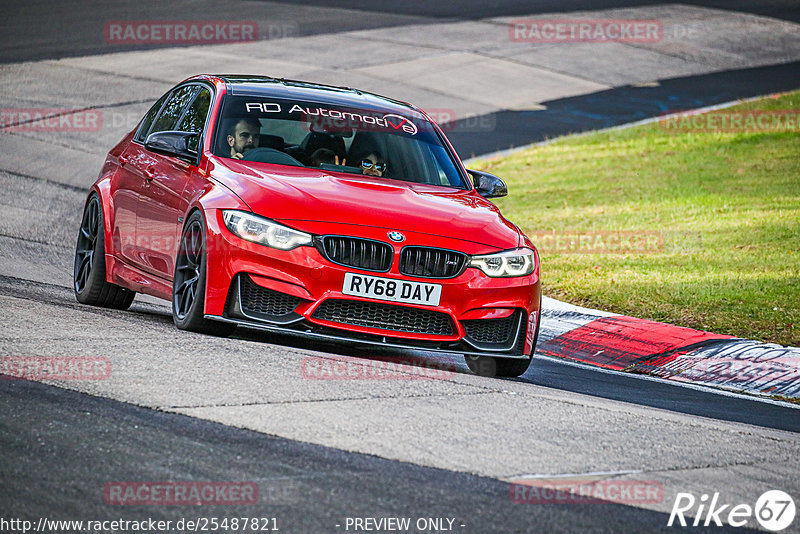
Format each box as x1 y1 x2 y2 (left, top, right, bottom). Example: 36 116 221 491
213 96 467 189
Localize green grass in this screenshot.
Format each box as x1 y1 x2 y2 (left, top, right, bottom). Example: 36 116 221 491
472 91 800 346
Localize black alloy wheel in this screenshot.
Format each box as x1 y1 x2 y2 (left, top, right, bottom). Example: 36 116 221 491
73 194 135 309
172 211 235 337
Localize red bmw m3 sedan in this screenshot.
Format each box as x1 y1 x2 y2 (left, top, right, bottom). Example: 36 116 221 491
74 75 541 377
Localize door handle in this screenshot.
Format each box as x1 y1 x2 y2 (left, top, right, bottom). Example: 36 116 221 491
144 166 156 180
118 154 129 166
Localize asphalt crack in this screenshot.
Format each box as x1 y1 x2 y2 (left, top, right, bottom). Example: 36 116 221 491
162 389 497 411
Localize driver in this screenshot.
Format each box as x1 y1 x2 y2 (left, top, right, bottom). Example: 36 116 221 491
227 118 261 159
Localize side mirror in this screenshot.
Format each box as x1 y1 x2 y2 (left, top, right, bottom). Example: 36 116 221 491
467 169 508 198
145 131 199 162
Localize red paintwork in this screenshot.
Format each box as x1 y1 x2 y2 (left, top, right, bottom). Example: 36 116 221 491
87 75 541 354
207 157 520 249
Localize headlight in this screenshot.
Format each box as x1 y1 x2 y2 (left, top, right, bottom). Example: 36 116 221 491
222 210 312 250
469 248 536 277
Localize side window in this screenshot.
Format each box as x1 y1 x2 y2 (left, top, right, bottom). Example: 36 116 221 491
134 92 170 143
176 88 212 152
149 85 198 136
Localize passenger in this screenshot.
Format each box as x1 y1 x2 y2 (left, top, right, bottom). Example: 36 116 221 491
310 148 337 166
310 148 348 167
359 152 387 177
227 118 261 159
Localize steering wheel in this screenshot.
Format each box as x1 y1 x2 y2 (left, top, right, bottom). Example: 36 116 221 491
241 148 304 167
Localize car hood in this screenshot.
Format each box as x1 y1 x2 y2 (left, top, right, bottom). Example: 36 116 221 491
210 159 521 249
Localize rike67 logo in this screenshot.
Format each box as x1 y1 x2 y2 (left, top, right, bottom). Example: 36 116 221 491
668 490 795 531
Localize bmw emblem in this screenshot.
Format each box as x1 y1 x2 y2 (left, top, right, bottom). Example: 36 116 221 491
388 231 405 243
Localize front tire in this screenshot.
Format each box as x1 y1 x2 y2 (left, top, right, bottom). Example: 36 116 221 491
172 211 235 337
74 193 135 309
464 305 541 378
465 354 532 378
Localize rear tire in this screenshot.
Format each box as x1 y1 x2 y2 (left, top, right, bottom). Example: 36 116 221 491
172 211 236 337
74 194 135 310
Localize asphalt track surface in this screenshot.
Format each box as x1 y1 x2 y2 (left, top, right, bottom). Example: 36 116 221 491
0 378 770 534
1 1 800 533
450 61 800 157
2 0 799 64
271 0 800 22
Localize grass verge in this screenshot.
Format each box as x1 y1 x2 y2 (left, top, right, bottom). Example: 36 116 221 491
473 91 800 346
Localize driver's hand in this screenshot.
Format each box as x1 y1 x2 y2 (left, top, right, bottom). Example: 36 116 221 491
334 155 346 166
232 152 244 159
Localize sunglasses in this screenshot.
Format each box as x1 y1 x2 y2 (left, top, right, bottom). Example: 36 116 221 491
361 159 387 173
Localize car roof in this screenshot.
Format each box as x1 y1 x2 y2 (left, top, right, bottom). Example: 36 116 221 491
205 74 422 117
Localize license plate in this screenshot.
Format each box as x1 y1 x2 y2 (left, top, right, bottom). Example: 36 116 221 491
342 273 442 307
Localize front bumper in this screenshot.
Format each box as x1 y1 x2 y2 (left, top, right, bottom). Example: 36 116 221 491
203 209 541 358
